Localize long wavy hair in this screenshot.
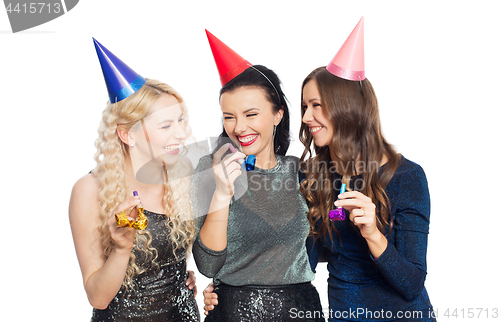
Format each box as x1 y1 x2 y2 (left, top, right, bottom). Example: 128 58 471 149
299 67 400 242
214 65 291 155
92 79 196 288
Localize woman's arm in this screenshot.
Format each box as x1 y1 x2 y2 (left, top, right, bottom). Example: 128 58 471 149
191 146 245 277
198 145 245 250
306 235 323 272
336 164 431 300
69 174 139 309
372 165 431 300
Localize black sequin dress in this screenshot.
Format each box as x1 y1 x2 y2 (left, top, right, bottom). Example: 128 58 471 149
91 210 200 322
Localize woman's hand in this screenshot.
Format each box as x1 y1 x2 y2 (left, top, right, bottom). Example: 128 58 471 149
202 283 218 315
335 191 378 238
186 270 197 296
212 143 246 201
107 196 141 252
334 191 387 257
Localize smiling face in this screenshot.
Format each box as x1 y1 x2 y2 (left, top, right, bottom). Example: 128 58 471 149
132 94 187 167
301 79 334 148
220 86 282 166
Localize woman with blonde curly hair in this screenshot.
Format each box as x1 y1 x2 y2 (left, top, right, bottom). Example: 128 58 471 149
69 40 200 321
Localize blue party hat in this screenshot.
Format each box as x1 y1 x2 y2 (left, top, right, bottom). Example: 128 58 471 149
93 38 146 103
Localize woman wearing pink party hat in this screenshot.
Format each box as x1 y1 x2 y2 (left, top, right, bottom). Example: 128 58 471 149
301 17 436 321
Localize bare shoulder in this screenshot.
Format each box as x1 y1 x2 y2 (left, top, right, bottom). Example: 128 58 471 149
72 173 99 195
69 173 100 222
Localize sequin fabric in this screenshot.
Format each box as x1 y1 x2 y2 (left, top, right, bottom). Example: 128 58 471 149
91 210 200 322
191 155 315 286
205 283 325 322
306 156 436 321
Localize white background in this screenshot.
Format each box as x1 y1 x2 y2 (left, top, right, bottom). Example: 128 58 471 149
1 0 499 320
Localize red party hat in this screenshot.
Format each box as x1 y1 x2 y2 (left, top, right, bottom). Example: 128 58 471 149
205 29 252 86
327 17 365 81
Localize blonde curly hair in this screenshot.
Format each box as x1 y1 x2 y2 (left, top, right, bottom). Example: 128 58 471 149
92 79 196 288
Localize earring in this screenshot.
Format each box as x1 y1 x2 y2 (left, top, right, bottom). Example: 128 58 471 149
130 143 135 147
270 125 277 164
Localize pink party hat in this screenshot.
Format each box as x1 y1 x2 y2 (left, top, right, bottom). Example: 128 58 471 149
327 17 365 81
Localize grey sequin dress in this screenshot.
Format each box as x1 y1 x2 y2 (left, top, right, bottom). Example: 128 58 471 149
192 155 324 321
91 210 200 322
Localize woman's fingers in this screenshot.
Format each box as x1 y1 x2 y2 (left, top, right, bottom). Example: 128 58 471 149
349 208 367 225
109 196 141 220
202 283 217 314
352 215 371 226
213 143 246 165
186 270 197 296
349 208 365 218
222 150 246 165
339 191 371 202
203 283 217 302
203 296 218 306
335 191 375 212
203 283 215 295
224 163 243 181
338 192 382 239
334 198 365 210
212 147 245 197
204 305 213 315
213 143 231 164
108 198 140 250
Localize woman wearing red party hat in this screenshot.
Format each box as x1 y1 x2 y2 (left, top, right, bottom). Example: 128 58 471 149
192 30 324 321
69 39 200 321
301 17 436 321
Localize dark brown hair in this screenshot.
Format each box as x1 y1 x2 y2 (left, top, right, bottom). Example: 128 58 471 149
299 67 400 242
215 65 290 156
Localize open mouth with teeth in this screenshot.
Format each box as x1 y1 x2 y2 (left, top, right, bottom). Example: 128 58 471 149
237 134 258 146
310 126 323 135
164 144 181 154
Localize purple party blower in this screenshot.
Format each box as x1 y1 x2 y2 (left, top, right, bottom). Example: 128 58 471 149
329 183 346 221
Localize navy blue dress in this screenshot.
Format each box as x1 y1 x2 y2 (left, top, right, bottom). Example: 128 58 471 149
307 156 436 322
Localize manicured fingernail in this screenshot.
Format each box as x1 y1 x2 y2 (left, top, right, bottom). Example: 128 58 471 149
334 201 339 206
228 143 237 153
